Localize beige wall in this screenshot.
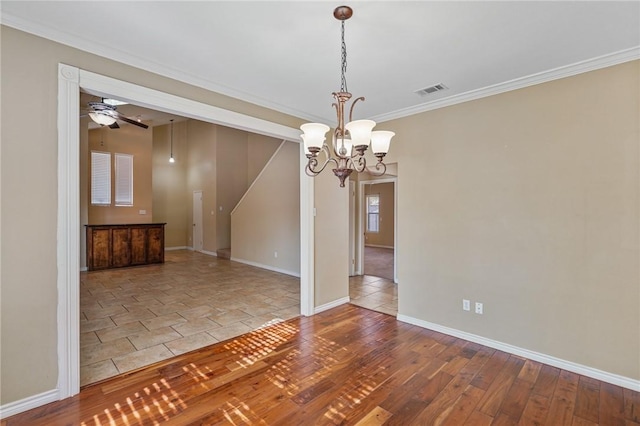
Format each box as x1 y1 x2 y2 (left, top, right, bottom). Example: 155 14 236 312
364 182 394 248
186 120 217 252
247 133 281 185
152 122 189 247
87 126 153 225
216 126 249 249
231 142 300 274
386 61 639 380
0 26 307 405
314 170 350 306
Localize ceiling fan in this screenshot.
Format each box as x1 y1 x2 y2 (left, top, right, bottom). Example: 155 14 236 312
85 101 149 129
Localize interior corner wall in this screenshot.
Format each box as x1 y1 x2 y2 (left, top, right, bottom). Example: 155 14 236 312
216 126 249 250
152 122 188 247
314 169 350 307
186 120 217 252
387 60 640 380
231 141 300 274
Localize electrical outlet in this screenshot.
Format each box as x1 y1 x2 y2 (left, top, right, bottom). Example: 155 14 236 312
475 302 483 315
274 251 278 258
462 299 470 311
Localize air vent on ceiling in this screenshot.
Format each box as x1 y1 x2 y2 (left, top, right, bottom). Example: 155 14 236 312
415 83 449 96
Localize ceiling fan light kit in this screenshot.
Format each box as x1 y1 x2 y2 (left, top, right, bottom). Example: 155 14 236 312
87 100 149 129
88 111 117 126
300 5 394 187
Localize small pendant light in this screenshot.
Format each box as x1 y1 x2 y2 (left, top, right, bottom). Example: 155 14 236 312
169 119 175 163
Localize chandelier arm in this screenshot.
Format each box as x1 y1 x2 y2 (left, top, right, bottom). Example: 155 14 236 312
368 160 387 176
348 154 368 173
306 154 338 176
349 96 366 123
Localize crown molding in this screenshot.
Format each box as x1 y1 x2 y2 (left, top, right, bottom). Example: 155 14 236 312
0 13 324 123
372 46 640 123
3 13 638 125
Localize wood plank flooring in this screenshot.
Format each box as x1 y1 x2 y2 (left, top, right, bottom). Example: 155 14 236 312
3 304 638 425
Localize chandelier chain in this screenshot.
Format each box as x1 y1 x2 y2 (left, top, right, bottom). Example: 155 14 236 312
340 20 348 93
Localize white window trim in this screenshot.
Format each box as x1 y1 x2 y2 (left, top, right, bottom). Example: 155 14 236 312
366 194 380 233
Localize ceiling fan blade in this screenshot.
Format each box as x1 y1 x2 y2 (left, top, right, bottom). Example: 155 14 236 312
108 121 120 129
114 111 149 129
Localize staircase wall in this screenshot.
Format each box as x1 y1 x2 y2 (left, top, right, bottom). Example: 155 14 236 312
231 141 300 276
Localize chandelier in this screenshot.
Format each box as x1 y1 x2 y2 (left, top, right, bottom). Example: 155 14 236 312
300 5 394 187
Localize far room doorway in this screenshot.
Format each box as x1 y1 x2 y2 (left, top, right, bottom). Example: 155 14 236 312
350 176 397 317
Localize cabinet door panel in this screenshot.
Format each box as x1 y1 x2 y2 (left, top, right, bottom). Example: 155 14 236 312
130 228 147 265
147 227 164 264
91 229 111 270
112 229 131 267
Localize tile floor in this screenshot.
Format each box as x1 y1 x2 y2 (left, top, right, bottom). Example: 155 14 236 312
348 274 398 316
80 250 398 386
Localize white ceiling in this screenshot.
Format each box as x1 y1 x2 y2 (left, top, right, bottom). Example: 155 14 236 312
2 1 639 125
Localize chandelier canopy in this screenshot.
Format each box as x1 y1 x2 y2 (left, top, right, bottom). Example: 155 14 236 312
300 5 394 187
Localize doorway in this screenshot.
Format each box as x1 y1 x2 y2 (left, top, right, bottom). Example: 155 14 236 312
357 178 397 283
57 64 313 398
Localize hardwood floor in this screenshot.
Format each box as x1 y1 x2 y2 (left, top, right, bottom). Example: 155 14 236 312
4 305 638 425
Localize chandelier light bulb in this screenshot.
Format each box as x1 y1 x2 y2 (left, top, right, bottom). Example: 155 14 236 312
371 131 395 154
300 123 330 151
345 120 376 148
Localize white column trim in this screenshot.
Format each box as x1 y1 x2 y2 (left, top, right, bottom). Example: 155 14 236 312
52 64 312 409
300 143 315 316
57 63 80 399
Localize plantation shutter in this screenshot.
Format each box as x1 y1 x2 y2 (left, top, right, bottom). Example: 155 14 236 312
91 151 111 205
115 153 133 206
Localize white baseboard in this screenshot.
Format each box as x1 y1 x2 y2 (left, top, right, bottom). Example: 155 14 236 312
0 389 59 419
199 250 217 257
365 244 394 249
315 297 350 314
79 266 87 272
165 246 189 251
230 257 300 277
397 314 640 392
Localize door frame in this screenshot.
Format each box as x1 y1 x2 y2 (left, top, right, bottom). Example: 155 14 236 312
357 177 398 283
349 181 356 276
192 190 204 251
57 64 314 399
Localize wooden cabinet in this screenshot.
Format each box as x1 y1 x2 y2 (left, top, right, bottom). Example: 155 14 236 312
86 223 166 271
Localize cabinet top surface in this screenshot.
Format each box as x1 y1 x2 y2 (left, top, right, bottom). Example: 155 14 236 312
85 223 167 227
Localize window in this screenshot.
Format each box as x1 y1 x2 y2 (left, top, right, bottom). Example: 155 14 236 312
115 153 133 206
91 151 111 205
366 194 380 233
91 151 134 206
